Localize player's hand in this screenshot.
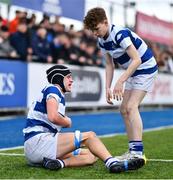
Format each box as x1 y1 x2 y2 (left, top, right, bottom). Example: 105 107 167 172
113 81 124 101
106 88 113 105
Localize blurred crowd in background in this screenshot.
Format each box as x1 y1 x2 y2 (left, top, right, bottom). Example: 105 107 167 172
0 10 173 73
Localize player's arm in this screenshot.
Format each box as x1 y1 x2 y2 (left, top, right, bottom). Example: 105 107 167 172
105 53 114 89
105 53 114 104
46 96 71 127
113 44 141 101
118 44 141 83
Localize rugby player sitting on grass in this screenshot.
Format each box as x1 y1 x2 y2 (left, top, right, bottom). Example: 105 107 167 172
23 65 145 173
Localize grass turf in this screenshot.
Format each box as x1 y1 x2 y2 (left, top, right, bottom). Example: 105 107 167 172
0 128 173 179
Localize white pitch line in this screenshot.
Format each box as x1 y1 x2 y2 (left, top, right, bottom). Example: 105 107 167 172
0 152 24 156
0 146 23 151
99 126 173 138
147 159 173 162
0 152 173 163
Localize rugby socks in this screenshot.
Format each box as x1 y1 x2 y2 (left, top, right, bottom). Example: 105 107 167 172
104 157 119 168
58 159 65 168
129 141 143 155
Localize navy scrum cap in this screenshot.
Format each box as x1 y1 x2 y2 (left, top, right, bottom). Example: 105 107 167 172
46 65 71 92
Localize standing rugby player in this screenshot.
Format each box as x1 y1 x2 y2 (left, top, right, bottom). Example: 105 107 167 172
84 7 157 162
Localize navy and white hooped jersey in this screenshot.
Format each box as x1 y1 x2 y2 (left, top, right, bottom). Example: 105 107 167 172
98 25 158 76
23 84 65 141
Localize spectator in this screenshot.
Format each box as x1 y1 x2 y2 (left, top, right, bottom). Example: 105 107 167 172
50 34 62 63
51 33 79 65
10 22 33 61
0 26 18 59
32 27 53 63
51 22 66 40
39 14 51 31
85 43 97 66
158 50 173 73
77 40 89 65
68 24 76 36
27 13 38 49
0 15 8 27
95 48 105 67
148 42 161 63
9 10 24 34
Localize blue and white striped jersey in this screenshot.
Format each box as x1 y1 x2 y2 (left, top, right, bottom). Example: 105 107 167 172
98 25 158 76
23 84 65 141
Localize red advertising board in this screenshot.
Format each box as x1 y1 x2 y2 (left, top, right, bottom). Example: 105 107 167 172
135 11 173 46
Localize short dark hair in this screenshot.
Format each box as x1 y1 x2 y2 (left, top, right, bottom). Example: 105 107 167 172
83 7 107 30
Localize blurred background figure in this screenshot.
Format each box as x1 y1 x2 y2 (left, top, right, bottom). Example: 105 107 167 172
9 10 25 34
0 25 18 59
32 27 53 63
10 22 33 61
51 33 79 65
158 50 173 73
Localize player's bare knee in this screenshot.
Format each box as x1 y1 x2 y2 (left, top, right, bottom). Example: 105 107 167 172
120 105 128 117
82 131 96 143
126 103 138 114
88 131 96 138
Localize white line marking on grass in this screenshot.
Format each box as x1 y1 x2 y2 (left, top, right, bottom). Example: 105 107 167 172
0 153 24 156
148 159 173 162
0 146 23 151
0 152 172 163
143 125 173 133
99 126 173 138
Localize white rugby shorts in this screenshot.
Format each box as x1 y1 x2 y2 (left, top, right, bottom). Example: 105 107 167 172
125 71 157 93
24 132 59 164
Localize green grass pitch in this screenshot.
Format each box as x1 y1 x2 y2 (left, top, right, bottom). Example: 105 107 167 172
0 128 173 179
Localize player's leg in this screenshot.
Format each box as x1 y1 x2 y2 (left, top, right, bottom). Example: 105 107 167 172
116 73 156 161
56 131 114 163
43 131 115 170
43 131 145 172
116 89 146 161
81 131 145 172
124 89 146 159
126 89 146 141
126 72 157 143
61 149 98 167
71 132 145 173
120 89 133 141
42 131 100 168
70 131 145 171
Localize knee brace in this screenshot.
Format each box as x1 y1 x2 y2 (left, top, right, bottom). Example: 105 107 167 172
73 148 81 156
74 130 82 149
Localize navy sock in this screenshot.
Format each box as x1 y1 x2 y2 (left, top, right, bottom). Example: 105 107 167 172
129 141 143 155
104 157 119 168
